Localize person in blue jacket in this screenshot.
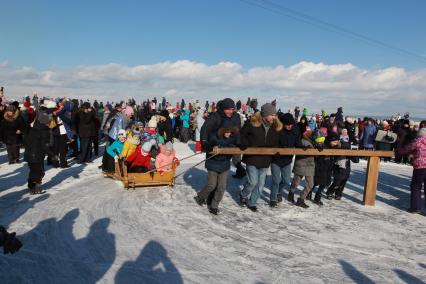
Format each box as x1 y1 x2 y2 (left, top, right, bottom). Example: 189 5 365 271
102 129 126 173
194 126 238 215
359 118 377 150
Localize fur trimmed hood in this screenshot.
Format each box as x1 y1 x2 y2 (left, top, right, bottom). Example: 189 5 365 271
250 112 282 131
4 109 20 122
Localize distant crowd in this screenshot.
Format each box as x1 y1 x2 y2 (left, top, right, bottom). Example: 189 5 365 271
0 86 425 215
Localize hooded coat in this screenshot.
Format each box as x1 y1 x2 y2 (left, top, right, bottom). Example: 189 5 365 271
241 112 282 168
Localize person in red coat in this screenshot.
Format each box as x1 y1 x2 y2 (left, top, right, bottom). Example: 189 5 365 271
126 141 152 173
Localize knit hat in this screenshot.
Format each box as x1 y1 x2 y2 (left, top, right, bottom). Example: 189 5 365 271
260 103 276 117
5 105 16 112
313 129 325 143
281 113 295 125
117 129 126 137
148 117 157 128
159 110 169 118
221 98 235 110
418 128 426 137
142 141 152 153
165 141 174 152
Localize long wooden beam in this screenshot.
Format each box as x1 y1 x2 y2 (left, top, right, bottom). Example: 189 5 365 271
211 147 394 157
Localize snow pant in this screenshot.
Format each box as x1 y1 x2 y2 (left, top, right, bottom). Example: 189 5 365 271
241 165 268 207
290 175 314 200
327 179 348 198
27 162 45 189
179 127 190 143
102 153 115 173
78 137 92 163
128 166 148 173
6 144 19 163
198 170 228 209
54 134 68 167
410 168 426 211
270 163 292 201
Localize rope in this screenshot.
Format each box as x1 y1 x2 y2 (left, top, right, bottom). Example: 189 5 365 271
145 151 204 174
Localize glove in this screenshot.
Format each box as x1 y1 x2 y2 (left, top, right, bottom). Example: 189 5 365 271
239 144 248 151
0 226 22 254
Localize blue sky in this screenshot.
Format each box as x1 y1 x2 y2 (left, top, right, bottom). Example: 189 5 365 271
1 0 425 117
1 0 425 69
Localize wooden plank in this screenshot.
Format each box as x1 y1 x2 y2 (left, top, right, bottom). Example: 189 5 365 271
211 147 394 157
363 156 380 206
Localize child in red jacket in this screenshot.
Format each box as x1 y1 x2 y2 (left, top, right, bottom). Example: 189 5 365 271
126 141 152 173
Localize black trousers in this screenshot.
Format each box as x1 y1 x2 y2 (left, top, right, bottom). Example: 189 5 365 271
6 144 20 163
78 137 92 163
28 162 45 188
91 134 99 157
327 179 348 198
54 134 68 167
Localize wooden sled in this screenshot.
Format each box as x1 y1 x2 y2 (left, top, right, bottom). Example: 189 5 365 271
106 159 177 189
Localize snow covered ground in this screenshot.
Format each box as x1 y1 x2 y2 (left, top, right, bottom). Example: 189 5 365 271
1 142 426 284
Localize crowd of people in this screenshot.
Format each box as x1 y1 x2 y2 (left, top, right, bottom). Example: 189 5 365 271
0 87 425 216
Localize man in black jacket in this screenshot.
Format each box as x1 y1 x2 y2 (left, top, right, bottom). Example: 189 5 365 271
24 109 54 194
75 102 96 164
240 103 282 212
270 113 302 207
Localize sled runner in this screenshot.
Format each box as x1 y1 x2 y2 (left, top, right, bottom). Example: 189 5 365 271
106 159 178 189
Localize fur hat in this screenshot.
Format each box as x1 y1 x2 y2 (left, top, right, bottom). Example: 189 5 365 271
260 103 276 117
280 113 295 125
142 141 152 153
148 117 157 128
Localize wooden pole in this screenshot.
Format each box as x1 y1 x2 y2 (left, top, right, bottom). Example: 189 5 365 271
211 147 394 157
211 147 394 207
363 156 381 206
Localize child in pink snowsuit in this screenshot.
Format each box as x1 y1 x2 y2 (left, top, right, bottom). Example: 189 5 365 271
155 142 179 174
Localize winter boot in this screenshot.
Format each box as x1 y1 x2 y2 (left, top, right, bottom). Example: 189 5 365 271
306 191 313 201
287 191 295 204
194 196 206 206
270 200 278 208
296 198 309 209
277 194 283 203
209 208 220 215
232 163 246 179
248 205 258 212
239 195 248 207
313 192 323 206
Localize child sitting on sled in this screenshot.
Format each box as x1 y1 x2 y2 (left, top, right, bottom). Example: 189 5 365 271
126 141 152 173
102 129 127 173
121 130 141 159
155 142 180 175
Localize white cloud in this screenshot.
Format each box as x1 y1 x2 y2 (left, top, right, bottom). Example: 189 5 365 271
1 60 425 117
